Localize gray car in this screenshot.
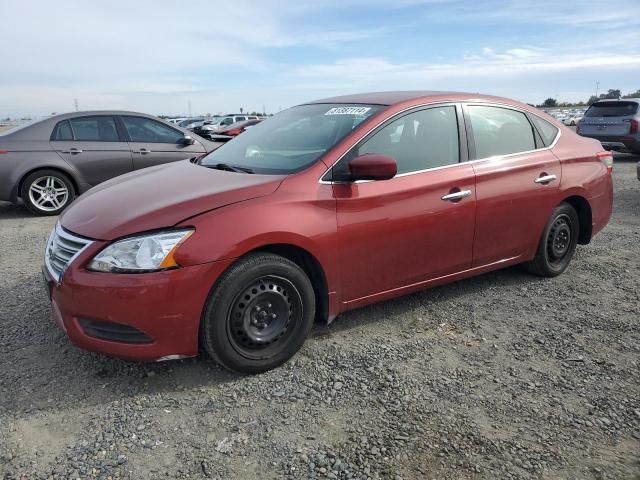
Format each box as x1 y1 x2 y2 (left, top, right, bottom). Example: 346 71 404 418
577 98 640 154
0 111 219 215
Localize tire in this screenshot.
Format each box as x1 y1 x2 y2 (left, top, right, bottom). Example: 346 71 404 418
200 252 316 374
20 169 75 216
523 203 579 277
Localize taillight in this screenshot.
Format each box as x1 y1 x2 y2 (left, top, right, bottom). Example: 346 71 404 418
0 150 8 154
597 151 613 174
625 118 639 134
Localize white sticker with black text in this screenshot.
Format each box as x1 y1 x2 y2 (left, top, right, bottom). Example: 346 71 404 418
324 106 372 116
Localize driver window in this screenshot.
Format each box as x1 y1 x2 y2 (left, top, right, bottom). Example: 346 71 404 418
334 106 459 179
121 116 183 143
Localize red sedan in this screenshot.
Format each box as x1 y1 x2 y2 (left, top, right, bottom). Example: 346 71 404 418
43 91 613 373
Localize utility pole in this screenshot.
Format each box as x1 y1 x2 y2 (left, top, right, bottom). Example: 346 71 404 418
595 81 600 98
74 98 78 111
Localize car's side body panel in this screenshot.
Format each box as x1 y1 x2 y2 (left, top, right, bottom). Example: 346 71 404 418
0 140 80 202
471 150 562 265
333 163 476 302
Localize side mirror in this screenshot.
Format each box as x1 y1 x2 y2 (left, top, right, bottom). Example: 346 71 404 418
178 135 195 145
348 153 397 181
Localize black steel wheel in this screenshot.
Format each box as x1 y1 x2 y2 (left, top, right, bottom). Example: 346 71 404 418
200 253 315 374
227 275 303 360
524 202 579 277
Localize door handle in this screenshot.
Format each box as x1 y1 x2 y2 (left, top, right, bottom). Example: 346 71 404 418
61 148 82 154
534 174 557 184
441 189 472 202
134 148 151 155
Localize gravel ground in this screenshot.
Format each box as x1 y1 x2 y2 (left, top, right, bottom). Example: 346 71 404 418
0 155 638 480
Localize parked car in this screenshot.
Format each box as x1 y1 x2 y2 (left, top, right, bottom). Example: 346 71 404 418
204 119 262 141
577 99 640 153
199 115 259 135
42 92 613 373
562 115 582 126
178 118 206 129
0 111 219 215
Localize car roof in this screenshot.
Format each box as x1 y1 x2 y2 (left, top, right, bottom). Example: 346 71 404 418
593 98 640 103
305 91 532 108
1 110 179 140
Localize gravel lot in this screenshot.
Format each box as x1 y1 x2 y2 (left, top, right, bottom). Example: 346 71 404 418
0 155 638 480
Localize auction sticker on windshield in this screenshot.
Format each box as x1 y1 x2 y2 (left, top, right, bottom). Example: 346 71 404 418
325 106 372 115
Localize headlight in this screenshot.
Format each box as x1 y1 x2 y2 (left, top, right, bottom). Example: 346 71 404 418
87 229 194 273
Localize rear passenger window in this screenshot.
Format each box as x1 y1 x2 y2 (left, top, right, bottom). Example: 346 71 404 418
52 121 73 141
530 115 559 146
355 106 460 175
467 106 536 158
69 116 119 141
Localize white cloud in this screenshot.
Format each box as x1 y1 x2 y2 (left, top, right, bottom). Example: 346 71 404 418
1 0 639 116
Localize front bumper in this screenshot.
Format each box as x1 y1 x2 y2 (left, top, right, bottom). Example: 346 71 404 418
42 253 235 361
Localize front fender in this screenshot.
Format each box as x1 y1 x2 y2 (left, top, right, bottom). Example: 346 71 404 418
173 183 339 296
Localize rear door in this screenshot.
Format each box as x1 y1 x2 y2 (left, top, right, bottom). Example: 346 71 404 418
51 115 133 186
464 104 561 266
119 115 206 170
579 101 638 137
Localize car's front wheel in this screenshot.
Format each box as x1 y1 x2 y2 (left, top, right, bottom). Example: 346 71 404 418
200 252 316 374
523 202 579 277
20 169 75 216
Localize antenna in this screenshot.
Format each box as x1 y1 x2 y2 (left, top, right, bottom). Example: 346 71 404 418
74 98 79 111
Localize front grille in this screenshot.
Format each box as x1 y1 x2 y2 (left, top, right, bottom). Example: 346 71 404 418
45 223 93 282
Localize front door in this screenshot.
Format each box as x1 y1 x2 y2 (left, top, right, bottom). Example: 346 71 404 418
330 105 477 303
119 116 206 170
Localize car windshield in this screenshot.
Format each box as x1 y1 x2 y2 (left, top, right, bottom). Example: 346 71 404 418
200 104 383 174
585 101 639 117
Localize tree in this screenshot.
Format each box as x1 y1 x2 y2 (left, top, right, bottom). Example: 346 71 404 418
600 89 621 99
542 98 558 107
623 89 640 98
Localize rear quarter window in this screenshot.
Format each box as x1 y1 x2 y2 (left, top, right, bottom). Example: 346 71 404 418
51 120 73 141
530 115 559 147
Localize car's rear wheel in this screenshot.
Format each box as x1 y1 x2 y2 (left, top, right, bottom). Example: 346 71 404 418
200 253 315 374
523 202 579 277
20 170 75 216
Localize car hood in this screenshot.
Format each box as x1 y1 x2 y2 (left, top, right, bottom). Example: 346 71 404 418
60 160 284 240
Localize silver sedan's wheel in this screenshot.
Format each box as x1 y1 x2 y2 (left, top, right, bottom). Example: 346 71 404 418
20 170 75 216
28 176 69 212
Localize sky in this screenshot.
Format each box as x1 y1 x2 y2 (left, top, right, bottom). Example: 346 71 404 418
1 0 640 118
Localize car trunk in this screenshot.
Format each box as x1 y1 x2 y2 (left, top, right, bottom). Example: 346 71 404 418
579 101 638 136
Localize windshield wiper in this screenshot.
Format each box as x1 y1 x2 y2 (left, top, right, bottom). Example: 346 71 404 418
206 163 254 174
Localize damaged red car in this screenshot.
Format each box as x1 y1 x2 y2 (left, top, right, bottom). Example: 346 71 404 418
43 91 613 373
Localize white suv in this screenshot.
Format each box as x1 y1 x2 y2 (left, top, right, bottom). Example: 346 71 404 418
199 115 259 135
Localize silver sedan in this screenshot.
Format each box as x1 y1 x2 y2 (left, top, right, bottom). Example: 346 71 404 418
0 111 219 215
